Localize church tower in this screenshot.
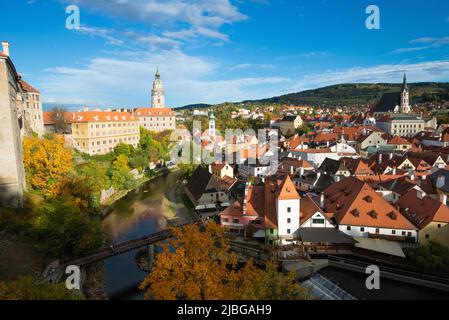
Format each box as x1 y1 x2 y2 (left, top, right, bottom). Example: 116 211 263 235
400 72 411 114
151 68 165 108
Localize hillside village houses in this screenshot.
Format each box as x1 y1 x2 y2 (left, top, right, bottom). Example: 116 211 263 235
186 72 449 258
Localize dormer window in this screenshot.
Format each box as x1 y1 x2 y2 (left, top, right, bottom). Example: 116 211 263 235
368 210 378 219
364 195 373 203
387 211 397 220
351 209 360 217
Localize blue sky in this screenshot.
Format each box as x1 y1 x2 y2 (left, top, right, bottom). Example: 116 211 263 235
1 0 449 109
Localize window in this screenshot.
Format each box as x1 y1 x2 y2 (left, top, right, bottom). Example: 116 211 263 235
375 228 380 234
270 229 274 234
360 227 365 232
233 219 239 224
287 207 291 213
347 226 351 231
223 218 228 223
392 230 396 235
287 229 291 234
425 234 430 239
402 231 406 236
287 218 291 224
313 219 325 224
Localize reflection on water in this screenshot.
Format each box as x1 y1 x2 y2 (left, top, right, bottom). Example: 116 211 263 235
102 171 189 300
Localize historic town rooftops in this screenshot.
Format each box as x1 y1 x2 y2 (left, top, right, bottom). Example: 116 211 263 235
341 158 374 176
388 135 411 145
300 195 328 225
185 166 220 201
295 171 335 193
277 175 301 200
278 158 313 174
429 169 449 193
322 177 416 230
379 176 418 195
395 189 449 229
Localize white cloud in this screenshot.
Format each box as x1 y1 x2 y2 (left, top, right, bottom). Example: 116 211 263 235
63 0 247 41
229 63 275 71
39 49 288 106
76 25 124 46
39 46 449 108
391 46 429 54
288 61 449 93
411 36 449 46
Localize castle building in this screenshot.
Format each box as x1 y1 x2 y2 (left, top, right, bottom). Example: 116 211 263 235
69 110 140 156
135 69 176 132
18 79 44 136
151 69 164 108
0 41 26 207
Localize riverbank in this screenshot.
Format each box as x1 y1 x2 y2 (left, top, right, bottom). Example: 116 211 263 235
99 168 170 217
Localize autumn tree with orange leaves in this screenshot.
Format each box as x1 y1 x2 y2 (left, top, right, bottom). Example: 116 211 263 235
139 222 310 300
23 134 73 196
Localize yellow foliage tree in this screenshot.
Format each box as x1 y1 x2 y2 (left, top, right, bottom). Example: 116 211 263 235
139 222 310 300
23 135 73 196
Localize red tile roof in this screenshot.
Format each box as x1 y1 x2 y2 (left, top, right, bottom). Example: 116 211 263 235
323 177 416 230
68 111 138 123
395 189 449 229
19 79 40 93
134 108 175 116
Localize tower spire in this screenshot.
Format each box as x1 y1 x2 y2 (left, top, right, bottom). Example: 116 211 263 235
402 70 408 91
151 68 164 108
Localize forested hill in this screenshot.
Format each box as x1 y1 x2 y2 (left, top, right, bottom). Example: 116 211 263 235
241 83 449 106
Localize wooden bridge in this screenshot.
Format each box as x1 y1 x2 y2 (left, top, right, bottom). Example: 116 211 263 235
43 217 203 283
61 229 173 268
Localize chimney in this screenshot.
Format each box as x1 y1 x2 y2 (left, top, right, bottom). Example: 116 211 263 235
242 182 251 216
417 190 425 200
436 175 446 189
320 194 325 208
378 153 382 164
290 165 294 175
2 41 9 56
83 106 89 112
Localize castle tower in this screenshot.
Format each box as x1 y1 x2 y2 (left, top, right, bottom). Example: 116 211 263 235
400 72 411 114
151 68 165 108
209 112 216 140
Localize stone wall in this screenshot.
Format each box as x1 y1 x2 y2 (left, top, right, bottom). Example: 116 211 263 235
0 54 26 208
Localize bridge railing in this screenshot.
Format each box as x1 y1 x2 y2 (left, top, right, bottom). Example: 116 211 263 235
328 255 449 285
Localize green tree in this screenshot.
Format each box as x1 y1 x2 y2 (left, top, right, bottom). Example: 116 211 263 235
30 199 103 258
0 277 83 300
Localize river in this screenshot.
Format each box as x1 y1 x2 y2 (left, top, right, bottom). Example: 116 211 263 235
101 171 191 300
